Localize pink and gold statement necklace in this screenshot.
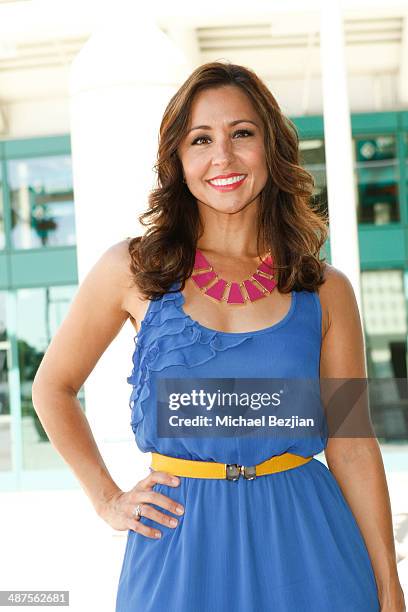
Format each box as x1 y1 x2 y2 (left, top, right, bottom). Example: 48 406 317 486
191 248 277 305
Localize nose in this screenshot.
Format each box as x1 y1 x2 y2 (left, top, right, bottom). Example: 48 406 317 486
211 137 234 167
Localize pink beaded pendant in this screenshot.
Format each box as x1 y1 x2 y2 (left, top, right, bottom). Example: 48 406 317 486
191 249 277 304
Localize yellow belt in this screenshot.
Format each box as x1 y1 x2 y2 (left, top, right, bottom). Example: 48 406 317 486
151 452 314 481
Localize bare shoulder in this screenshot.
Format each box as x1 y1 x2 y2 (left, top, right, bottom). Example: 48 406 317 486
103 238 135 284
109 238 149 329
317 262 356 300
316 263 357 338
105 236 146 284
90 239 134 301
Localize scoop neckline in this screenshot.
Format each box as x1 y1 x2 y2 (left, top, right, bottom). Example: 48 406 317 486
176 286 297 336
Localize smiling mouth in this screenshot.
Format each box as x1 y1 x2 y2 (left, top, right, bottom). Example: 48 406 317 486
207 174 247 191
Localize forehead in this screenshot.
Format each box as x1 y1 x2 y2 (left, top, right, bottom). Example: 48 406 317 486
187 86 258 124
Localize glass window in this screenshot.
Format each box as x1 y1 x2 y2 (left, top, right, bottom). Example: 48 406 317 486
8 155 75 249
0 292 11 471
405 133 408 213
16 285 85 470
361 269 408 443
299 139 328 218
0 164 5 250
354 135 400 224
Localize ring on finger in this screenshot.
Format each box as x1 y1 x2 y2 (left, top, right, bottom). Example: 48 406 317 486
132 503 143 521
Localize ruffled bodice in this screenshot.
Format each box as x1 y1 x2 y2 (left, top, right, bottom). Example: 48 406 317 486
126 281 328 464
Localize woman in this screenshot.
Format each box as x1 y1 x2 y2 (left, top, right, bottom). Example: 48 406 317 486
32 62 405 611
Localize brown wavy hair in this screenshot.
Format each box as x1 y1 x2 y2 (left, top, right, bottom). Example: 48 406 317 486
128 60 329 301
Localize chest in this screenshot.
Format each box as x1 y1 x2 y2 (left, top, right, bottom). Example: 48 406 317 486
125 279 328 339
178 278 295 334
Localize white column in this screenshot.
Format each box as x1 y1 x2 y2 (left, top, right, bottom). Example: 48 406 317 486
68 4 191 486
398 14 408 105
319 0 363 315
166 26 201 71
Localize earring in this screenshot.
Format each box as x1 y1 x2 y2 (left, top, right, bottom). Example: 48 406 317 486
182 176 186 183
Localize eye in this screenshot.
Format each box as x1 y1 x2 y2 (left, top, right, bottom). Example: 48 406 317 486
234 129 253 138
191 129 253 146
191 135 210 146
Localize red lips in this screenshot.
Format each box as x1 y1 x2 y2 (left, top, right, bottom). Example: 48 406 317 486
207 175 247 191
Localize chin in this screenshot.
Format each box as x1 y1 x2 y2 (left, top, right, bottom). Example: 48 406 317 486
217 202 249 213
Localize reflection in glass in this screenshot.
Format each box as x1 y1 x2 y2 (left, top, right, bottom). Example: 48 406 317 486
361 270 408 442
8 155 75 249
299 139 328 219
0 293 11 470
354 135 400 224
17 285 85 470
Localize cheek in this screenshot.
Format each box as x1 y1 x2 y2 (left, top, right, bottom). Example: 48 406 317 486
186 158 207 179
246 149 268 173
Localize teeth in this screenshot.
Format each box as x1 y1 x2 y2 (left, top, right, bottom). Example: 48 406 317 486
209 174 246 186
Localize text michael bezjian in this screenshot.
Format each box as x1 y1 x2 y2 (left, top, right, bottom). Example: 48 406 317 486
167 414 315 428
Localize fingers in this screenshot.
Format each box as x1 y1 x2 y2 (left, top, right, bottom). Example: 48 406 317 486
129 471 185 540
128 497 184 540
128 501 179 530
143 489 184 515
129 513 163 539
138 470 181 491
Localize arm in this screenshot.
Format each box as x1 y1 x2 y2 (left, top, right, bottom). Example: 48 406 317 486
319 265 405 610
32 239 136 516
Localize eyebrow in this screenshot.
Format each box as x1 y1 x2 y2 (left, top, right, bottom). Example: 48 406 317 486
186 119 259 135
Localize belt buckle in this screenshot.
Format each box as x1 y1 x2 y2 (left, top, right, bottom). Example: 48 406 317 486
242 465 257 480
225 464 257 481
226 464 241 481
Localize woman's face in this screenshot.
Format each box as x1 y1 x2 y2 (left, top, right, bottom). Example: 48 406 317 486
177 85 269 213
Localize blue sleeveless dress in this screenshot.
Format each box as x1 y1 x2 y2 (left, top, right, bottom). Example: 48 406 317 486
116 282 380 611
